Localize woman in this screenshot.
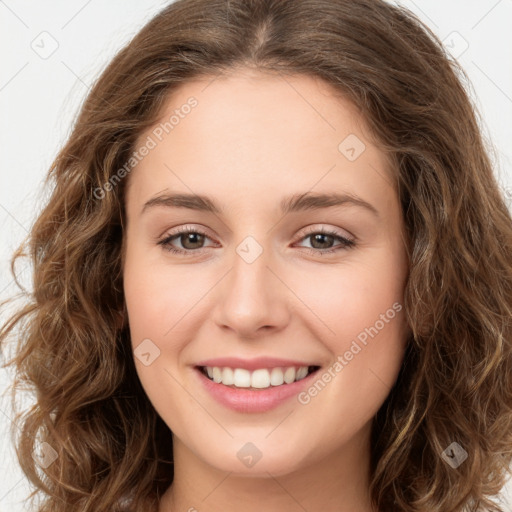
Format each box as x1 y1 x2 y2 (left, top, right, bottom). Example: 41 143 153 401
1 0 511 511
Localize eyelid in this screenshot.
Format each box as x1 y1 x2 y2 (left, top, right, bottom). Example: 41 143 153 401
160 223 355 242
158 223 356 255
157 224 214 243
296 224 355 243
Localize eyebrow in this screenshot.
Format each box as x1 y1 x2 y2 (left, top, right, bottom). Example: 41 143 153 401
141 191 379 217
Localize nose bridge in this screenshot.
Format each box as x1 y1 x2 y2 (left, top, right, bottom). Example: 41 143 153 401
212 231 289 336
228 233 273 309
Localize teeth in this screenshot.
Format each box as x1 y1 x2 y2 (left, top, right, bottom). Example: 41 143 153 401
212 367 222 383
202 365 312 389
251 369 270 388
283 367 296 384
221 367 234 385
296 367 308 380
233 368 251 387
270 367 284 386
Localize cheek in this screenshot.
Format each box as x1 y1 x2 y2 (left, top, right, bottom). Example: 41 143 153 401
124 241 407 351
288 254 406 350
123 240 196 340
292 264 407 443
123 248 195 412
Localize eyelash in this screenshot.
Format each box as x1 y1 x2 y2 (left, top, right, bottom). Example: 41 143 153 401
157 225 355 257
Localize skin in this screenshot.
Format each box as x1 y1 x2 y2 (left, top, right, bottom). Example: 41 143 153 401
122 68 410 512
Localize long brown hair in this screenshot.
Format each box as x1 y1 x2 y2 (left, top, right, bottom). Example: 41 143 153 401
1 0 511 511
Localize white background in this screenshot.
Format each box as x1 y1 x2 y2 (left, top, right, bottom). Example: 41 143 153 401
1 0 511 510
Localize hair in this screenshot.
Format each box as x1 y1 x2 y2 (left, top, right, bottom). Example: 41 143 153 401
1 0 511 511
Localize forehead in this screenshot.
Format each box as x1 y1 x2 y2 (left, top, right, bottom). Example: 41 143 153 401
149 69 368 148
126 70 394 214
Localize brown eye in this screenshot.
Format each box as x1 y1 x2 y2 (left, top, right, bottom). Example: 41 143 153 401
158 227 214 254
296 227 355 256
157 226 355 257
308 232 336 250
177 232 206 250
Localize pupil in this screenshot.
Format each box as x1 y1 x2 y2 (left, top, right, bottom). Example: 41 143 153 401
183 233 203 249
312 233 332 249
180 233 334 250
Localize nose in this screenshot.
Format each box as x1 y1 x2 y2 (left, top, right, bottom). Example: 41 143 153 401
211 241 291 340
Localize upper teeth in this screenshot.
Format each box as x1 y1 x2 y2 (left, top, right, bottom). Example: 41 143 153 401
205 366 310 389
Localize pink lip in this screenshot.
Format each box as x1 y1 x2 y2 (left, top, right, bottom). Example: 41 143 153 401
194 366 320 413
194 356 316 371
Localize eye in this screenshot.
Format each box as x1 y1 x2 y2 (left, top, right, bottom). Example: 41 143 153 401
157 225 356 256
293 226 355 256
157 225 215 254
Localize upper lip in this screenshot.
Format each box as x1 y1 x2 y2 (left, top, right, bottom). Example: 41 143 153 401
195 357 320 372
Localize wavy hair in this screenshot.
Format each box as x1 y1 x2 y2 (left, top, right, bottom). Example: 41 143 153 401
1 0 511 511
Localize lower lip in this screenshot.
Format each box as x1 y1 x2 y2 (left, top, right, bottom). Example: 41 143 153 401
195 367 318 413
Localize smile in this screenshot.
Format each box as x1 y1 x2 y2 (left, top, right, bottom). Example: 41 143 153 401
194 361 322 413
199 365 320 389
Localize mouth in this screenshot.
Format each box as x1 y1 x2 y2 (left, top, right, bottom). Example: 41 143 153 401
193 357 323 412
196 364 321 390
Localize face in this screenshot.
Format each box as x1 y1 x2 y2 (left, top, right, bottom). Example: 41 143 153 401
122 69 409 477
